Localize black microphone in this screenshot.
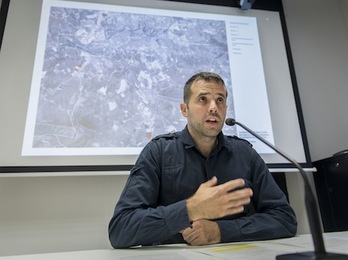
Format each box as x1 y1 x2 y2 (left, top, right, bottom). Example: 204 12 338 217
225 118 348 259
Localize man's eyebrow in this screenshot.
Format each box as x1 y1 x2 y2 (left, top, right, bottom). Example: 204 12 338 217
196 91 226 98
197 92 210 96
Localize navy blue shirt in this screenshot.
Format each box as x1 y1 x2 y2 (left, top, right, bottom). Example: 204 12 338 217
108 126 297 248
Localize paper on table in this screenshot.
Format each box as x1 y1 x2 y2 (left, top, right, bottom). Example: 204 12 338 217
190 241 309 260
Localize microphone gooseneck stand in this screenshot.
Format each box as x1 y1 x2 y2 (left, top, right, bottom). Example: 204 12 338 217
225 118 348 259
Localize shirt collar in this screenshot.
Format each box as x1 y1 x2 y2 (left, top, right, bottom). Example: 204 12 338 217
180 125 232 153
180 126 196 149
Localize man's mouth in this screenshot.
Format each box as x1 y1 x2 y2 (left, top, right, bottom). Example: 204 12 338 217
206 118 219 124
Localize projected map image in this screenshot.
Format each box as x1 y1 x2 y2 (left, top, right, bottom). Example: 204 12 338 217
23 2 235 155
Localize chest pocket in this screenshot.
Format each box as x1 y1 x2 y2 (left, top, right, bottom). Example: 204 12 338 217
160 166 183 205
159 165 205 206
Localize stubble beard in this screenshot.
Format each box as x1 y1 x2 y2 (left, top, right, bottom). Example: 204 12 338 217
189 119 222 141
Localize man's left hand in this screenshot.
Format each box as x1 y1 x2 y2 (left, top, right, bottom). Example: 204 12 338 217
180 219 221 246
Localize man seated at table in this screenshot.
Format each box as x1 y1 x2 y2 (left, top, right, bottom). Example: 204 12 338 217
108 71 297 248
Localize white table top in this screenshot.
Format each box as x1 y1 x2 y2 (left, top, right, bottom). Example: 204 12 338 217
1 232 347 260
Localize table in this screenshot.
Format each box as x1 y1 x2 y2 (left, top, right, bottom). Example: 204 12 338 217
1 232 347 260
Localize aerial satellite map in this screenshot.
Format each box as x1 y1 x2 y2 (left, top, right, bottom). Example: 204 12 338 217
24 1 235 155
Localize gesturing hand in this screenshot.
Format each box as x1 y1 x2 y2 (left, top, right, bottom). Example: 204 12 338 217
186 176 253 222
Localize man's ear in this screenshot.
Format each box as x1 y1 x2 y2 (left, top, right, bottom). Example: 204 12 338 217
180 103 188 117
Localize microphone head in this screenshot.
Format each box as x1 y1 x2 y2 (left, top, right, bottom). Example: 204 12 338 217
225 118 236 126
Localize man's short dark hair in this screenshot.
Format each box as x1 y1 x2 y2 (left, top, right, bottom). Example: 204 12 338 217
183 72 227 104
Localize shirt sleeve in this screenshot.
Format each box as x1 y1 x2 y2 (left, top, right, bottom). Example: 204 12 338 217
108 142 191 248
217 150 298 243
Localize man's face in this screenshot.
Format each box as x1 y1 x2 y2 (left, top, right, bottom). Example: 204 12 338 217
180 80 227 140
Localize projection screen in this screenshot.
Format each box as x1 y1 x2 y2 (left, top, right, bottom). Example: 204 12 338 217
0 0 312 173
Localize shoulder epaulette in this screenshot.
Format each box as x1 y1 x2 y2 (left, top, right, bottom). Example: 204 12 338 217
226 135 252 146
152 132 177 141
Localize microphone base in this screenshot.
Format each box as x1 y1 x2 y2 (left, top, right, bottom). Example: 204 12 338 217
276 251 348 259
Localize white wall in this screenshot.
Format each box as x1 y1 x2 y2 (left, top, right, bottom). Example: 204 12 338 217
281 0 348 246
282 0 348 162
1 0 348 257
281 0 348 243
0 175 128 256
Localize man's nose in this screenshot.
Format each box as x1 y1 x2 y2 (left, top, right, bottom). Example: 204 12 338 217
209 100 217 113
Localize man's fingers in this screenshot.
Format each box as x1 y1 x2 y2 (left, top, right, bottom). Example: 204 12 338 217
181 227 197 244
228 187 253 199
181 226 192 236
224 188 253 208
201 176 218 188
181 220 221 246
218 178 246 193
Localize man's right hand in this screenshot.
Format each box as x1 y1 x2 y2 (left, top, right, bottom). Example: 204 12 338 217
186 176 253 222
